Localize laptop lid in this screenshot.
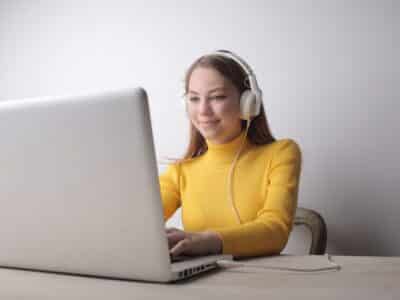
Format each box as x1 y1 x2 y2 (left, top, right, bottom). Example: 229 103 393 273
0 87 173 281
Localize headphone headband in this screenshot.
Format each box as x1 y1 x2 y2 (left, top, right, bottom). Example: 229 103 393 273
210 50 261 93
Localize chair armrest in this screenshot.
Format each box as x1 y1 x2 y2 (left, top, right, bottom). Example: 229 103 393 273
294 207 327 255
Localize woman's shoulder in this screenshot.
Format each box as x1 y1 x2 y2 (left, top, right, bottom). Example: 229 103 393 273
254 138 301 159
273 138 301 151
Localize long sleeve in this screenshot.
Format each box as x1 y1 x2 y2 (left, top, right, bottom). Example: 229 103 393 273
211 140 302 257
159 163 181 221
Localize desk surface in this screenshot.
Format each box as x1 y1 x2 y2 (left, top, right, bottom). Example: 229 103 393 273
0 255 399 299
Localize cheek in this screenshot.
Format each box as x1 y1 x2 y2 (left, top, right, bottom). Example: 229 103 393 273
218 102 240 119
186 107 199 125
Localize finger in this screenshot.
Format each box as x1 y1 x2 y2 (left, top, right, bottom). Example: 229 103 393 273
167 229 186 240
170 239 188 257
167 234 183 248
167 231 186 241
170 238 191 257
167 231 188 249
165 227 179 234
166 227 183 234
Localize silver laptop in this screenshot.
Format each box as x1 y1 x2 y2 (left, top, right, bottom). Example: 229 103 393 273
0 87 231 282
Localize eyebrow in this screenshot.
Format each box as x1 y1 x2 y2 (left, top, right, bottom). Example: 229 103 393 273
188 87 226 94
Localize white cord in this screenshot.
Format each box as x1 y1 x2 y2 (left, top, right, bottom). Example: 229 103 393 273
217 254 341 273
227 119 251 224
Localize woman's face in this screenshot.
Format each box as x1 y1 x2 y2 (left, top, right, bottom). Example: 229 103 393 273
186 67 242 144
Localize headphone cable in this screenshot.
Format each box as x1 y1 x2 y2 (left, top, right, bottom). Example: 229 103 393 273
227 119 251 224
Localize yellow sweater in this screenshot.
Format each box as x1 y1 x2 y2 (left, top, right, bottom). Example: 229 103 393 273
159 131 302 257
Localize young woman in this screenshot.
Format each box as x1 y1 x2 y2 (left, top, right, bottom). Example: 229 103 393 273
160 50 301 258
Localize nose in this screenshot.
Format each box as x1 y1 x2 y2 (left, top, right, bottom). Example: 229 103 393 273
198 98 212 115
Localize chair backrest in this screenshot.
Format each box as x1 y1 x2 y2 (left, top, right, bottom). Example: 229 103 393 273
293 207 327 255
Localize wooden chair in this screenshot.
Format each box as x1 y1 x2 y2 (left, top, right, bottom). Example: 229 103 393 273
293 207 327 255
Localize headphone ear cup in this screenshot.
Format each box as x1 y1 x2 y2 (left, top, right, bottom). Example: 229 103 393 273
240 90 258 120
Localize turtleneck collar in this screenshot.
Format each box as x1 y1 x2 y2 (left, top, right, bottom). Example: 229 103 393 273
204 130 250 165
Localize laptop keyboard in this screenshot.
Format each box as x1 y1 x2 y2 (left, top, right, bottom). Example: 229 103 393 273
170 255 195 263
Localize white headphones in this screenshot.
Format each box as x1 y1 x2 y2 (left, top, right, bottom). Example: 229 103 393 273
210 50 262 120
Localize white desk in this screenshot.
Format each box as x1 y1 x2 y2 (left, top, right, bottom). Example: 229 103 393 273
0 256 399 299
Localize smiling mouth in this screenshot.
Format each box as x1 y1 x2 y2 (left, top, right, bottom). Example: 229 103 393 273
199 120 219 126
199 119 219 123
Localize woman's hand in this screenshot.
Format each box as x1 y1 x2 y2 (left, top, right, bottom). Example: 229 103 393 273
166 228 222 258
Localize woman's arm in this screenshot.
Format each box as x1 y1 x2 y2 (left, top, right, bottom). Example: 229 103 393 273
211 140 302 257
159 163 182 221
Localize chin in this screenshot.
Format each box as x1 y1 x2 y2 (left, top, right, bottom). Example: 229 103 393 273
201 131 213 139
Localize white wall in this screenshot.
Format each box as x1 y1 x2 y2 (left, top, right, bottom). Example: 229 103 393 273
1 0 398 256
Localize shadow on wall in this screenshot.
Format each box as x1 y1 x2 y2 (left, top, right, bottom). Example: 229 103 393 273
321 166 394 256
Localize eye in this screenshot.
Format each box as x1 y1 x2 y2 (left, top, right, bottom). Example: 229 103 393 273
211 95 226 101
187 96 200 102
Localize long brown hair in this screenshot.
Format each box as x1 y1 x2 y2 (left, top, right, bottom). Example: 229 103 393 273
180 52 276 161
